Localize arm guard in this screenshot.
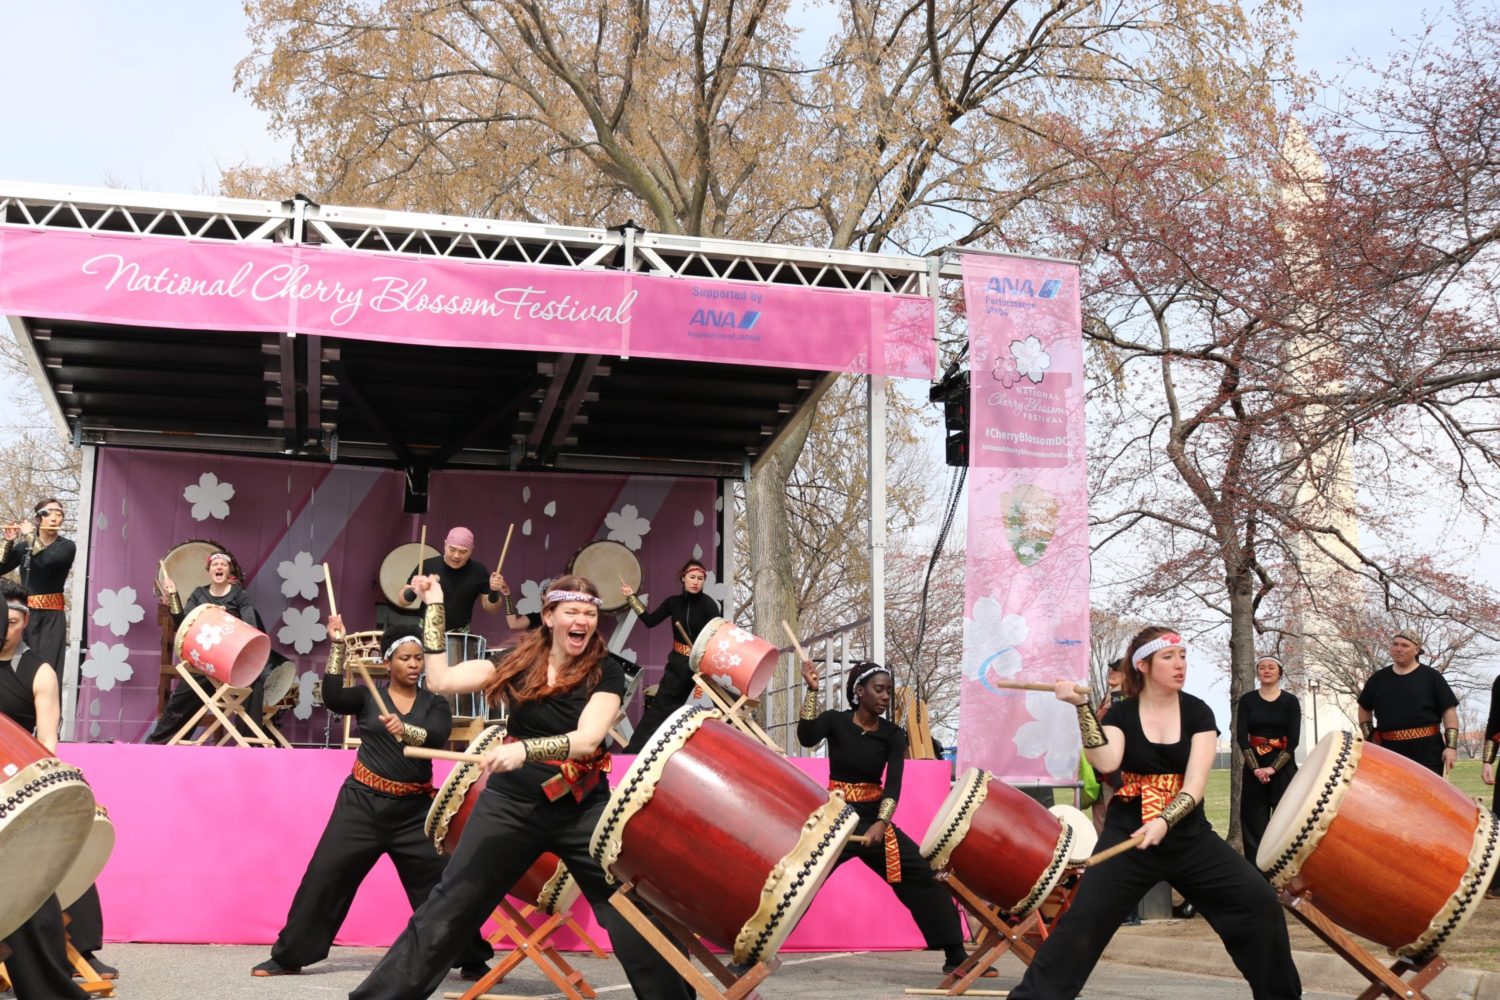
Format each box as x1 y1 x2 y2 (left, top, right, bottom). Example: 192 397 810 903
503 594 515 615
1445 727 1459 751
168 591 183 616
1076 701 1107 749
1271 751 1293 772
800 688 820 720
401 723 429 747
1159 791 1197 829
626 594 647 616
422 603 446 654
325 637 347 676
1359 719 1375 740
877 798 897 822
523 734 572 762
0 538 10 565
1485 739 1498 765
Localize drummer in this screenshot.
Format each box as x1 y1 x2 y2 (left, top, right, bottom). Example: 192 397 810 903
146 551 269 744
1235 655 1300 863
251 614 492 979
348 574 691 1000
1356 630 1459 776
797 659 975 975
1007 626 1302 1000
1 498 77 678
619 558 721 753
396 527 504 636
0 579 91 999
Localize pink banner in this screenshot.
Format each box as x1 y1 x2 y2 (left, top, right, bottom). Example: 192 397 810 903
956 253 1090 783
0 229 934 378
59 743 953 951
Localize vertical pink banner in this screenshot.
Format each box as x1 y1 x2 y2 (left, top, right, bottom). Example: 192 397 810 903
956 254 1090 783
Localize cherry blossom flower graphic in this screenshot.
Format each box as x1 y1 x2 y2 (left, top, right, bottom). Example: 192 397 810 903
278 551 324 600
81 641 134 692
91 587 144 637
1010 335 1053 384
605 504 652 550
183 472 235 521
277 606 328 654
196 622 232 651
969 595 1081 779
516 579 547 616
294 670 320 721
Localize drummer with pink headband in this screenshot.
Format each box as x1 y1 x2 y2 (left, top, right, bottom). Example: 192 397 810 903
1007 626 1301 1000
619 558 721 752
397 527 505 635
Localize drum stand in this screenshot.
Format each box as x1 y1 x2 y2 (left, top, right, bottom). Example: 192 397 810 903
166 665 276 749
607 881 774 1000
442 898 599 1000
1277 889 1448 1000
693 674 784 755
0 935 116 998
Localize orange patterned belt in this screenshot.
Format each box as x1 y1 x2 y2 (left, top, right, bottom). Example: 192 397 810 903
672 641 693 656
1379 724 1440 742
27 594 64 611
352 760 435 798
1249 735 1287 758
1116 772 1185 823
830 780 901 883
505 737 612 803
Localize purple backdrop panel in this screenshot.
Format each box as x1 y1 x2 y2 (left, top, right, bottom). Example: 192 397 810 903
78 449 718 743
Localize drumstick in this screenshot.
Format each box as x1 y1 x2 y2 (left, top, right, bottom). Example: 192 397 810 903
989 679 1091 696
675 622 693 647
322 562 339 618
496 523 514 574
354 662 392 717
1084 834 1145 867
416 525 427 579
781 620 809 661
404 746 486 764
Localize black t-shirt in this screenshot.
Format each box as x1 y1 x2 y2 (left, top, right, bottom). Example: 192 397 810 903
1358 664 1458 732
486 654 626 797
1235 690 1301 763
405 557 491 632
637 592 721 646
179 584 260 630
1102 693 1218 837
797 709 907 806
1486 674 1500 743
321 667 452 787
0 536 76 596
0 646 47 734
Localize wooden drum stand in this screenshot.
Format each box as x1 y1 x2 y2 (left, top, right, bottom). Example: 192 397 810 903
1279 888 1450 1000
606 881 775 1000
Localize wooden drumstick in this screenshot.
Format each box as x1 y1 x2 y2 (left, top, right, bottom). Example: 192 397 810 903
416 525 428 579
781 620 809 661
1084 834 1146 868
322 562 339 618
404 746 486 764
157 558 170 593
675 622 693 647
496 523 514 574
989 678 1092 696
355 662 392 717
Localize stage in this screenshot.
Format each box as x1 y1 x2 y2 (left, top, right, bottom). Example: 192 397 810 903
60 743 956 952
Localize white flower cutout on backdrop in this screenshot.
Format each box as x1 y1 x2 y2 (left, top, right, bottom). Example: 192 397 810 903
81 641 134 692
516 579 545 616
294 670 320 721
91 587 144 637
184 472 235 521
693 510 705 527
277 606 328 654
605 504 652 550
1010 335 1053 384
278 551 323 600
693 543 703 560
544 500 557 517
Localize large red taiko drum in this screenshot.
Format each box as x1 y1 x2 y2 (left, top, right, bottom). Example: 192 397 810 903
174 603 270 688
0 714 96 939
591 705 858 964
425 724 581 915
687 618 778 699
1258 731 1497 958
920 768 1077 917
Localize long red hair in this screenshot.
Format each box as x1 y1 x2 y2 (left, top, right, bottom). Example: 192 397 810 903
483 574 605 709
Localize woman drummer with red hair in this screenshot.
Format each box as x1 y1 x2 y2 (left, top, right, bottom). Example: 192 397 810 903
1007 626 1301 1000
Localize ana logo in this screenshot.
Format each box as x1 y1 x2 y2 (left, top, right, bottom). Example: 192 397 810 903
985 276 1064 299
690 308 761 329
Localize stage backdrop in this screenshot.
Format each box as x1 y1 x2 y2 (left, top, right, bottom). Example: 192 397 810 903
957 253 1090 783
76 448 720 743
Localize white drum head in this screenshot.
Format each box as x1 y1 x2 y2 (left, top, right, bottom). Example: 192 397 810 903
55 807 115 910
920 767 990 866
1257 730 1360 878
570 540 642 613
380 543 440 605
1049 804 1098 862
162 540 236 599
262 660 298 709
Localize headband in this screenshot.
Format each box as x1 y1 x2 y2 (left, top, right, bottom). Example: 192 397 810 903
1132 633 1185 669
850 664 888 691
206 552 232 568
383 635 422 660
445 527 475 549
6 600 29 615
1393 630 1423 650
546 590 603 607
1257 655 1283 668
34 505 63 515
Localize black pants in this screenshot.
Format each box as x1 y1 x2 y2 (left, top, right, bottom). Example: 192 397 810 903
623 653 694 754
1239 763 1296 865
831 812 963 950
61 886 103 955
23 609 67 678
270 782 491 970
1008 826 1301 1000
349 783 692 1000
1 896 88 1000
144 666 267 744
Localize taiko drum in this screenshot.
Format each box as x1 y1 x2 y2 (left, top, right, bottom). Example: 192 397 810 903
425 725 581 915
174 603 270 688
55 804 115 910
0 714 96 940
687 618 778 700
591 705 858 965
1258 731 1497 958
920 768 1077 917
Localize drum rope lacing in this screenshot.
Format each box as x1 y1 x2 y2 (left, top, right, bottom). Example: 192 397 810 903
923 770 988 871
0 761 88 822
1262 730 1356 882
743 800 856 965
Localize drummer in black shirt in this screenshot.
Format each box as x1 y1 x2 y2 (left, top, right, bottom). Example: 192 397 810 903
797 660 972 975
398 527 503 634
1 498 77 678
619 558 721 752
251 614 491 979
1234 655 1300 863
1357 631 1459 776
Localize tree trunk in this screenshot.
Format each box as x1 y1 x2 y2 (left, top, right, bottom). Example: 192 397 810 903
1225 569 1258 853
747 415 813 751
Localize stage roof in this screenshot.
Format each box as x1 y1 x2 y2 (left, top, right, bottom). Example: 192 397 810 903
3 182 951 480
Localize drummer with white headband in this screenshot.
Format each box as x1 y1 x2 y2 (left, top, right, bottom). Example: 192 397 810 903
1008 626 1302 1000
1356 629 1459 776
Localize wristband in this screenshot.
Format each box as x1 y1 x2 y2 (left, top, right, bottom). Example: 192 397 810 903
877 798 896 822
422 603 446 653
168 591 184 616
1159 791 1197 829
626 594 647 616
326 638 347 676
1485 739 1498 765
503 595 515 615
523 734 571 762
800 688 820 720
1271 751 1292 772
1445 727 1459 751
401 723 428 747
487 588 501 602
1359 719 1374 740
1076 701 1107 749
